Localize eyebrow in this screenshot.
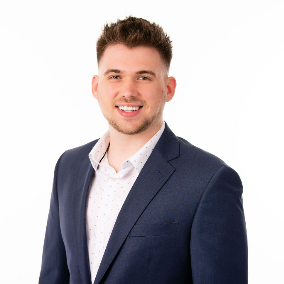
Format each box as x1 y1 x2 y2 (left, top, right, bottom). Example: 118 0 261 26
103 69 121 76
103 69 156 77
136 70 156 77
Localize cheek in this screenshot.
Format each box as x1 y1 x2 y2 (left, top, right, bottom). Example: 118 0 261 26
97 87 115 105
98 82 117 96
147 87 165 102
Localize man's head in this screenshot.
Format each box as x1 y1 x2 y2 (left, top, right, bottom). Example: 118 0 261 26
96 16 172 72
92 17 176 136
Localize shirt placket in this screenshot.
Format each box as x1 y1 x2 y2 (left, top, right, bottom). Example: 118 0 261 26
93 166 116 273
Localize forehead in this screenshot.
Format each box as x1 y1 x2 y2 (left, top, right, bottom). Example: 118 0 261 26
98 44 166 74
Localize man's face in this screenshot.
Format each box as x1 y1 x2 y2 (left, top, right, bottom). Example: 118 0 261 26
92 44 176 135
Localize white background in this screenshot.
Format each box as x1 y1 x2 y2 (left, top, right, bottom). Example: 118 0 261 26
1 0 283 283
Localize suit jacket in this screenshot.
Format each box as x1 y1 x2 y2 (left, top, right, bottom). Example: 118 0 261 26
39 123 248 284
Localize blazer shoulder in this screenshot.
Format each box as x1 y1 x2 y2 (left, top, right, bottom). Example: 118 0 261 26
177 136 226 169
172 136 240 189
173 136 242 202
57 139 99 169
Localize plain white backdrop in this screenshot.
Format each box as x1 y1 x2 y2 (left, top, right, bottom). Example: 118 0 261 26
1 0 283 283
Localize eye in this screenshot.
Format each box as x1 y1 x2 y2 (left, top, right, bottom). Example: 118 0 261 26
138 76 151 81
109 75 121 79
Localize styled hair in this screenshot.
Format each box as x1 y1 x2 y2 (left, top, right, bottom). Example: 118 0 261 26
96 16 172 70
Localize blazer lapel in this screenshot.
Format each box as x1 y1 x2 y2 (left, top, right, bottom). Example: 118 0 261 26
94 124 180 284
72 155 94 284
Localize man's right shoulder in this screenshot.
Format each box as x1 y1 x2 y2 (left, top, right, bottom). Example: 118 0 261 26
56 139 99 167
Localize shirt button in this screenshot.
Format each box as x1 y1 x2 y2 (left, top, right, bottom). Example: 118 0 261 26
101 219 106 224
96 262 100 268
111 178 116 182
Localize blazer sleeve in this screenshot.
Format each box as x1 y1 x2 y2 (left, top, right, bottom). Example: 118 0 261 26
39 154 70 284
190 165 248 284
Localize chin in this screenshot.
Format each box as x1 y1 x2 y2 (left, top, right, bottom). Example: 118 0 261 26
112 123 150 135
108 118 155 135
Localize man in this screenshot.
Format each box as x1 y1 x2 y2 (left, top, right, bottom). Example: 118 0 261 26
39 16 248 284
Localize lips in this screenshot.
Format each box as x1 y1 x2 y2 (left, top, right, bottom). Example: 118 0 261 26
118 106 141 112
116 105 142 117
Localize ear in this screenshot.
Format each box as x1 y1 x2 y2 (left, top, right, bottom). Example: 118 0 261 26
166 76 176 102
92 75 99 99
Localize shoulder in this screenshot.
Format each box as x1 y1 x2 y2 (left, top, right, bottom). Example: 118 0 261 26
172 137 243 205
161 123 226 174
176 136 226 171
63 139 98 159
170 136 240 188
56 139 98 170
159 123 235 183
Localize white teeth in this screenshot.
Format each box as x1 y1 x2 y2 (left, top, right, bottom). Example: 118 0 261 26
118 106 140 112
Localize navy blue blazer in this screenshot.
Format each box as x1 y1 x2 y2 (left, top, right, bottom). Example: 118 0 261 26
39 123 248 284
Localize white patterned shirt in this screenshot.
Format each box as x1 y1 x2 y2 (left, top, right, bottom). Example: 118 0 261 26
86 122 165 283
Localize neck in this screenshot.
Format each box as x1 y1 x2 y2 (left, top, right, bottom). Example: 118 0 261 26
107 121 163 172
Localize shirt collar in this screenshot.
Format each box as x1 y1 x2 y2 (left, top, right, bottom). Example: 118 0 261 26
89 121 165 174
126 122 165 172
89 131 110 171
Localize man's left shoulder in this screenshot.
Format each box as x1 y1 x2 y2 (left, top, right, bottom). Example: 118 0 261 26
176 136 226 171
171 136 242 194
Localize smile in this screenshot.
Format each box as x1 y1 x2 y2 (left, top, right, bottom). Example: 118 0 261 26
118 106 142 112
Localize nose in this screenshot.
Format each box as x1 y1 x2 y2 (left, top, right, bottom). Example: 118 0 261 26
121 78 138 99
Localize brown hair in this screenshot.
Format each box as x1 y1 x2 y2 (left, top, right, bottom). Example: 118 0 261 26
96 16 172 70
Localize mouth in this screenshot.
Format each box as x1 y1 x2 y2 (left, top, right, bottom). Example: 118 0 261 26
117 106 143 113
